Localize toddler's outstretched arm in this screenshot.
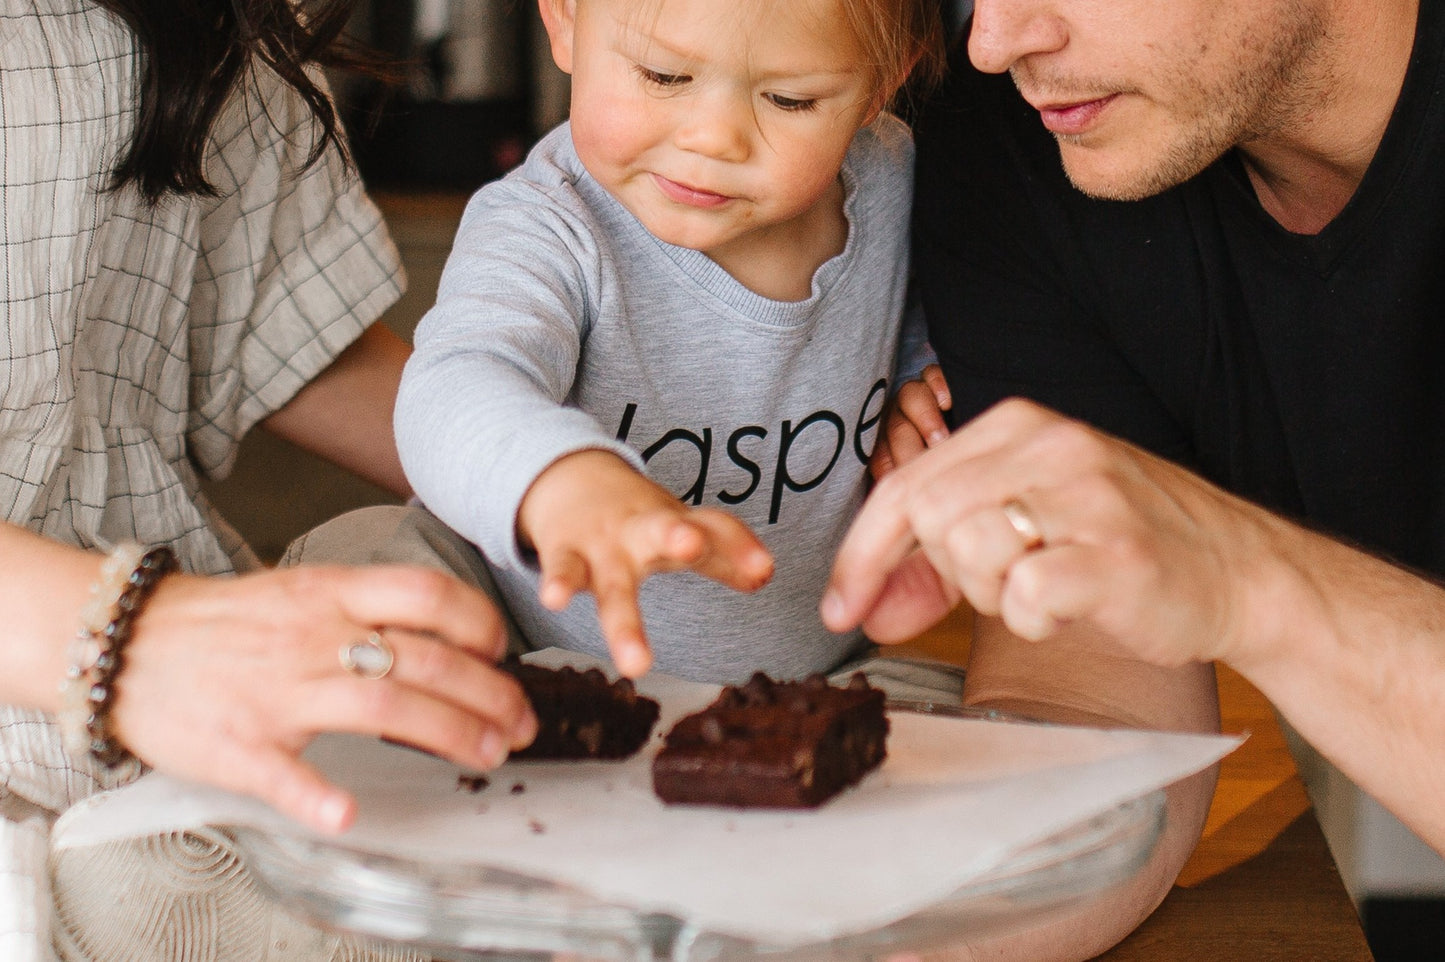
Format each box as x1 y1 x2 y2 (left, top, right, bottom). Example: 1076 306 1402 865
517 450 775 677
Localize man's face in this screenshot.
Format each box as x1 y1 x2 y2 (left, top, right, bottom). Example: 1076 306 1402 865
968 0 1328 199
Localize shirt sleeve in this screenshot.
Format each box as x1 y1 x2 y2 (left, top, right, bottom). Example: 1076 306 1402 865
184 66 405 479
890 291 937 387
395 182 642 569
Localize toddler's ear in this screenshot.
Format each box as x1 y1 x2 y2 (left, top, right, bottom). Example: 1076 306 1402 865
538 0 578 75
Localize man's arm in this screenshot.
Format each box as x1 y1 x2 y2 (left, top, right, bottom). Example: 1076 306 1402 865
824 397 1445 866
1215 510 1445 852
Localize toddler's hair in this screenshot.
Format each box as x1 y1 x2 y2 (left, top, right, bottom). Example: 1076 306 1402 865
839 0 948 106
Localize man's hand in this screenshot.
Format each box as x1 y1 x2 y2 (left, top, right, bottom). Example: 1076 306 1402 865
869 364 953 479
826 399 1230 960
826 396 1271 667
518 450 774 677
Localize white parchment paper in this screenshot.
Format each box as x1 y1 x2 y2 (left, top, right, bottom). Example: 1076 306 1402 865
53 651 1242 944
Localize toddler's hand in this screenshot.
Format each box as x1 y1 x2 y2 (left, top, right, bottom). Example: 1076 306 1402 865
517 450 774 677
869 364 953 479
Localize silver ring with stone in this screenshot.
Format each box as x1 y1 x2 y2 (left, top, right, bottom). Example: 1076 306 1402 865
340 631 395 680
1001 498 1045 551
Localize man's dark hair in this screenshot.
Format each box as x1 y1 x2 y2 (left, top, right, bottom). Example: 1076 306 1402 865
97 0 381 202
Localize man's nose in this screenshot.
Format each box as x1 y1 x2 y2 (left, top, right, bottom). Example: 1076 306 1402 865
968 0 1069 75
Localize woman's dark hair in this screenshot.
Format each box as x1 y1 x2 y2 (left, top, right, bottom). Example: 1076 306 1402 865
97 0 382 203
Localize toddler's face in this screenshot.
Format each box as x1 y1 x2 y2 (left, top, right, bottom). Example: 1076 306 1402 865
551 0 879 260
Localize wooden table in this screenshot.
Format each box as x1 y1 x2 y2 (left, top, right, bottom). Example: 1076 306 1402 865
895 618 1375 961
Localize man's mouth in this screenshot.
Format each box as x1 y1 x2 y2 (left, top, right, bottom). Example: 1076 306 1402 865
1030 93 1120 136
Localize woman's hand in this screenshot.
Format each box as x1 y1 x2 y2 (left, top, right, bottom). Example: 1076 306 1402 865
109 563 538 835
518 450 775 678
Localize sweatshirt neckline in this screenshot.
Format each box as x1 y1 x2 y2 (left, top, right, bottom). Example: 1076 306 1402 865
572 138 863 330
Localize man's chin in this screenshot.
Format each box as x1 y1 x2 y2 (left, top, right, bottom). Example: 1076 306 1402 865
1058 150 1168 201
1056 141 1215 202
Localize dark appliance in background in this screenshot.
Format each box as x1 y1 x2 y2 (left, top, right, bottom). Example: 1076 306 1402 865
339 0 566 190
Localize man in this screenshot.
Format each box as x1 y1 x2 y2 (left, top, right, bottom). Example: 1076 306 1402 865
824 0 1445 879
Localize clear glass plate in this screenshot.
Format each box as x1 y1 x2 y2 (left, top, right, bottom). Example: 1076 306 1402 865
231 704 1166 962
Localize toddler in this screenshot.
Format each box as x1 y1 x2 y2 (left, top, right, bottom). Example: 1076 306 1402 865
396 0 948 682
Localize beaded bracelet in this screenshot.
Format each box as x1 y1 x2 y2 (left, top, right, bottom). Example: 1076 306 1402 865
59 543 179 766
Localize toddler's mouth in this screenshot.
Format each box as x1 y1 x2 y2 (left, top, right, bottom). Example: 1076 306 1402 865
652 173 732 208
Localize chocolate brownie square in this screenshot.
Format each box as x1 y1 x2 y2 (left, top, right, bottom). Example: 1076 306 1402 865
501 656 660 760
651 672 888 808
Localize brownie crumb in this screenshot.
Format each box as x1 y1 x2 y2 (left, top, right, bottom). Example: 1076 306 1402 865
456 773 490 794
510 782 526 795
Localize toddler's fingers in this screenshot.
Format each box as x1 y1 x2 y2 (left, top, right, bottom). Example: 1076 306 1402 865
885 416 928 467
869 442 897 480
684 510 775 591
921 364 953 410
538 550 588 610
591 567 653 678
897 381 949 446
617 511 712 573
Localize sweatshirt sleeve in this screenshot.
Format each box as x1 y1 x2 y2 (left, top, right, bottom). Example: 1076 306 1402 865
891 292 937 388
394 182 643 570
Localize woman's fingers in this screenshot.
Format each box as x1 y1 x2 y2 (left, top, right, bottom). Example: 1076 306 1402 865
240 749 358 835
297 667 524 770
368 628 537 748
311 564 512 660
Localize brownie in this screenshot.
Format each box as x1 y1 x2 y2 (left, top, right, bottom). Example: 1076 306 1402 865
651 671 888 808
500 656 660 760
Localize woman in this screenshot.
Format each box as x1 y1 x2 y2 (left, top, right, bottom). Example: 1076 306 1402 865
1 0 535 958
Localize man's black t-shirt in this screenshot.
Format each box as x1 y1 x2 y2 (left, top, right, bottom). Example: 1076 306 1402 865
914 7 1445 574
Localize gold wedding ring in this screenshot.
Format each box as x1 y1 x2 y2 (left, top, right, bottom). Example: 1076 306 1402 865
1001 499 1046 551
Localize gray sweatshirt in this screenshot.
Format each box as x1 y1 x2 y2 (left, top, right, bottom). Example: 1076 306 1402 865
396 116 921 684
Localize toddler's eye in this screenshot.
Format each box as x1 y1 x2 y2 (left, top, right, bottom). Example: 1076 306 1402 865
635 65 690 88
765 93 820 112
